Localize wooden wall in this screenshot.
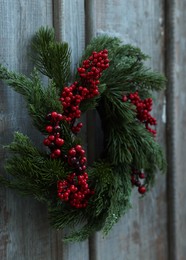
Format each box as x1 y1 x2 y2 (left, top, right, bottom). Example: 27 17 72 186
0 0 185 259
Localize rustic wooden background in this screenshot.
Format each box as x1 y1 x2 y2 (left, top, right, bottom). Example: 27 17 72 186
0 0 185 259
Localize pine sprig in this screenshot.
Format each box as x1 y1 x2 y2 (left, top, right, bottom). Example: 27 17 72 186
0 65 62 132
98 94 165 172
102 166 132 235
80 36 165 91
49 206 86 230
32 27 71 90
3 132 66 201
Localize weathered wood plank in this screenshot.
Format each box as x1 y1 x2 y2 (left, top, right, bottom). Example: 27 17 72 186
87 1 168 259
0 1 65 259
174 0 186 259
53 1 89 259
54 0 85 73
84 2 98 259
3 1 185 259
164 1 177 259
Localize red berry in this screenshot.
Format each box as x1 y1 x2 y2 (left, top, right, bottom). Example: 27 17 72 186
43 138 50 146
138 186 146 194
57 114 63 121
55 138 64 146
79 149 85 156
93 89 99 95
70 185 75 192
139 173 145 179
64 192 69 197
71 126 79 133
122 96 128 102
82 156 87 163
82 165 86 171
45 125 53 133
83 172 88 179
68 148 76 156
77 122 83 128
48 135 55 141
75 145 83 152
54 149 61 156
51 111 58 118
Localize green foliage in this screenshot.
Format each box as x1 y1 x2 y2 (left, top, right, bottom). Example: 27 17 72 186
0 27 166 242
87 37 165 89
80 83 107 112
80 36 166 103
0 65 62 133
32 27 71 91
88 162 132 236
4 132 66 202
49 206 86 230
59 163 132 241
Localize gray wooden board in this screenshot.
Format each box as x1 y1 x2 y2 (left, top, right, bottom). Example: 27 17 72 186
88 1 168 259
0 1 64 259
53 1 89 259
175 0 186 259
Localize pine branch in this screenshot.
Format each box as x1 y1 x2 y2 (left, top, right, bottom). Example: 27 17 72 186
49 206 86 230
2 132 66 201
97 91 166 175
0 64 34 97
79 36 122 62
102 166 132 235
64 162 132 240
80 35 166 96
0 65 62 132
4 132 40 156
32 27 71 91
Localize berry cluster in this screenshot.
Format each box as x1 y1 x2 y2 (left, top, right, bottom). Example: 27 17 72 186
59 83 83 126
67 145 87 173
77 49 109 99
131 169 147 194
59 49 109 133
43 50 110 209
57 145 94 208
122 91 157 136
43 111 65 159
57 172 94 208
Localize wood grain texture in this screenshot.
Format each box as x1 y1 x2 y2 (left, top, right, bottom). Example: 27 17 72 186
0 1 64 259
174 0 186 259
53 1 89 259
53 0 85 73
164 0 177 259
88 1 168 259
1 0 185 259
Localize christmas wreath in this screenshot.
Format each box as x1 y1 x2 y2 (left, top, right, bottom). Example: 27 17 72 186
0 27 166 242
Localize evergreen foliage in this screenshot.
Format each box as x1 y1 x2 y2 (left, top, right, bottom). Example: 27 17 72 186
0 66 62 132
0 27 166 241
32 27 71 91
